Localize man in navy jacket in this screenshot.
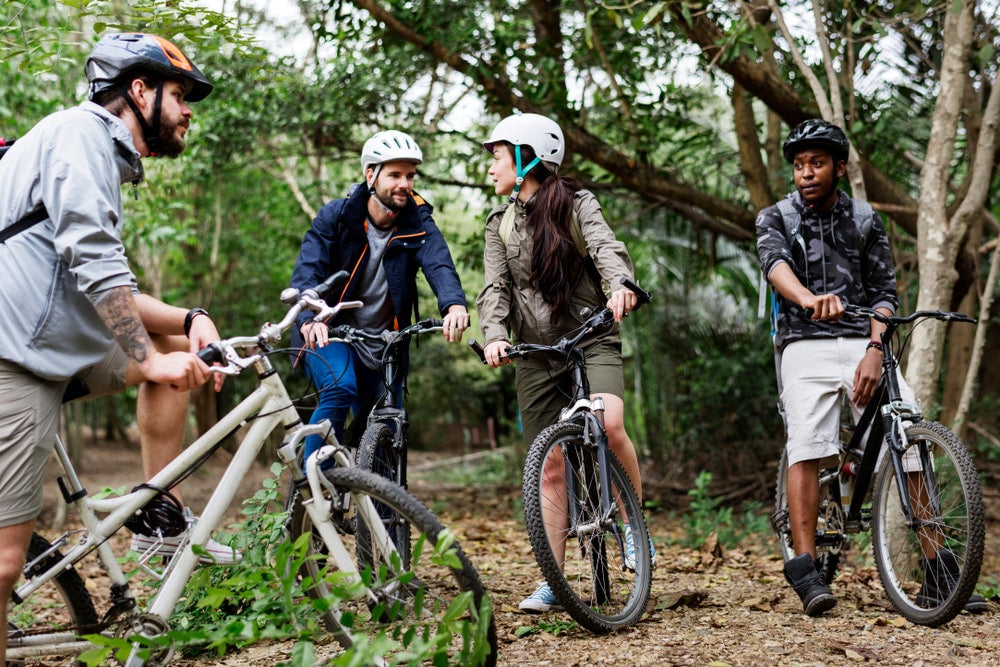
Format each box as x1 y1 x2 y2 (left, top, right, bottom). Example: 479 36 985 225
290 130 469 461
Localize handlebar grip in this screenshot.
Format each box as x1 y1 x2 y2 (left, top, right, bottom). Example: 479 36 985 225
312 270 350 298
197 343 224 365
468 339 487 364
619 277 652 307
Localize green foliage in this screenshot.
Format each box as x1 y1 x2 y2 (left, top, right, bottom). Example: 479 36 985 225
514 617 577 637
676 471 770 549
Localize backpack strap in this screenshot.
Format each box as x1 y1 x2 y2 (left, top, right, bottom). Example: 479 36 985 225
852 199 875 246
0 207 48 244
498 204 588 258
776 197 804 254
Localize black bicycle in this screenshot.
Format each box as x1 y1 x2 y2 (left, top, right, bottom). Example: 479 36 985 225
287 318 443 574
471 277 653 633
771 304 985 626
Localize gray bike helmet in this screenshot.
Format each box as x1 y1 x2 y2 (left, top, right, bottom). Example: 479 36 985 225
782 119 849 163
86 32 213 102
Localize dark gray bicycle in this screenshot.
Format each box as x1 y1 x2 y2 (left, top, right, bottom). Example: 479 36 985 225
771 304 985 626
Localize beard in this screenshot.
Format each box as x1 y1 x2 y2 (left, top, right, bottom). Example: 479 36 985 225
372 183 408 212
156 116 187 158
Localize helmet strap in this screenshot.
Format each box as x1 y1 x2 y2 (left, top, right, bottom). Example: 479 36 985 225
509 145 540 203
121 80 164 156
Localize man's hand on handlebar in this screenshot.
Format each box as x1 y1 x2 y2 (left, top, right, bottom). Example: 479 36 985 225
301 321 330 349
186 313 225 391
802 293 844 322
442 305 470 343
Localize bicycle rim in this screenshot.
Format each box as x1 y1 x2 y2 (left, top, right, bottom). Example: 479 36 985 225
355 422 411 569
7 533 99 666
871 420 985 626
288 466 497 666
773 451 844 584
523 421 651 633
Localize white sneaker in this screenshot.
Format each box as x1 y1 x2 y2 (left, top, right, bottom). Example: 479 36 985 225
518 582 561 613
130 511 242 565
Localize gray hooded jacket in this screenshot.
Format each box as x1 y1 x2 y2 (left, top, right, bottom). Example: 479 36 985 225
0 102 142 380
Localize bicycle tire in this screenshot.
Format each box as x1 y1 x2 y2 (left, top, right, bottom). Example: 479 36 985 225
355 422 412 569
523 420 652 633
6 533 99 666
870 420 985 626
773 451 843 584
286 466 497 666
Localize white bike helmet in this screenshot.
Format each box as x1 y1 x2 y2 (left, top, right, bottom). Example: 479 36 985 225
361 130 423 172
483 113 564 170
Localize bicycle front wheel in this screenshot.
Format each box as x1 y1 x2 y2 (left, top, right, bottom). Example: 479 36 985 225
523 420 652 633
287 466 497 666
7 533 99 666
355 422 411 569
871 420 985 626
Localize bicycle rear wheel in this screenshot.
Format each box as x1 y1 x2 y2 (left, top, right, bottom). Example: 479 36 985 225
7 533 99 666
355 422 411 569
773 451 844 584
287 466 497 666
522 420 651 633
871 420 985 626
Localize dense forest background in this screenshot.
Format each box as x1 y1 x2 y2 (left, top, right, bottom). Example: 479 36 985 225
2 0 998 502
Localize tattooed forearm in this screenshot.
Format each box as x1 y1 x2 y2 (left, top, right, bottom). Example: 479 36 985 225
95 287 154 364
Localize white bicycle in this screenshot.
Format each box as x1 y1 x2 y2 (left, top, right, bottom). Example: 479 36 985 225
6 271 497 666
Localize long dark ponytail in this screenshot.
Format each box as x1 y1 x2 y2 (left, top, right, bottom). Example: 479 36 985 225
515 144 583 318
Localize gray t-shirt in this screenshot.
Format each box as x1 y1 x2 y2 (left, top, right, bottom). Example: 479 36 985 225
342 218 395 368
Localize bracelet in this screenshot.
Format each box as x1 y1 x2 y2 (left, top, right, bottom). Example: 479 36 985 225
184 308 209 337
866 341 883 353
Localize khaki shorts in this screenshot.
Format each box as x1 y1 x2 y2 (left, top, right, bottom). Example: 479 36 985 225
0 348 126 527
515 340 624 447
781 338 918 469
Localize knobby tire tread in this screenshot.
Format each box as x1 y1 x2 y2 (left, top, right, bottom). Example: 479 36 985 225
523 420 651 633
871 420 985 626
355 422 411 569
286 466 497 666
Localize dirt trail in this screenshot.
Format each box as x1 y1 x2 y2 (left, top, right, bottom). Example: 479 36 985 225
38 443 1000 666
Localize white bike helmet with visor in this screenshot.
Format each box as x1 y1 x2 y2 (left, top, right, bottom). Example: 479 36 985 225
483 113 564 202
361 130 423 217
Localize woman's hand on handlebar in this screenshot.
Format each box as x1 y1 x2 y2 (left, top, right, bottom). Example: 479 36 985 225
483 340 512 368
607 286 638 322
301 321 329 349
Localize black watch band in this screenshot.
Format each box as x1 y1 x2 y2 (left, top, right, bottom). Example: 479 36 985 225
184 308 209 337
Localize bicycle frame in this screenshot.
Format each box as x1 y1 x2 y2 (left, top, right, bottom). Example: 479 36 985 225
12 343 404 666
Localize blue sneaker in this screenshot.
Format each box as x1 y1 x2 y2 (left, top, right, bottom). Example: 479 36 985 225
623 524 656 571
518 582 561 613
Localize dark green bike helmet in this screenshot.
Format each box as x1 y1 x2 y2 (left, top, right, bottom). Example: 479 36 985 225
782 119 849 163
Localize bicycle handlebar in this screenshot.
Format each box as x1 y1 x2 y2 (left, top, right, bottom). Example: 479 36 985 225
468 277 652 365
843 304 976 327
196 271 363 370
329 318 445 346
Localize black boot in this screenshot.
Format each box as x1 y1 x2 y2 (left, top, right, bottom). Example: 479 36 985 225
784 553 836 616
917 548 989 614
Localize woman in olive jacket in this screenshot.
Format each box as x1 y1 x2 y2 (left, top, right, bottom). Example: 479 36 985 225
475 113 651 612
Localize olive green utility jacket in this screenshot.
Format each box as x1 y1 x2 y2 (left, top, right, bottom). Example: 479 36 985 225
476 189 634 369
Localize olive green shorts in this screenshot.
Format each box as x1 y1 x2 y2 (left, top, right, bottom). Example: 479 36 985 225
0 348 126 527
515 340 624 447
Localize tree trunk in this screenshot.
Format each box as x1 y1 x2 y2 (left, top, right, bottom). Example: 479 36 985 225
905 0 974 409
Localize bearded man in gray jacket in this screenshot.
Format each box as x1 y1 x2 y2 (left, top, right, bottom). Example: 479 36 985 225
0 33 237 661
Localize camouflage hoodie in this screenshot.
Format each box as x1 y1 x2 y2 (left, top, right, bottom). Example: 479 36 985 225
755 190 898 351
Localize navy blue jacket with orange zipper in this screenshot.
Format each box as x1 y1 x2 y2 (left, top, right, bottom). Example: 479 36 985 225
289 182 467 359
